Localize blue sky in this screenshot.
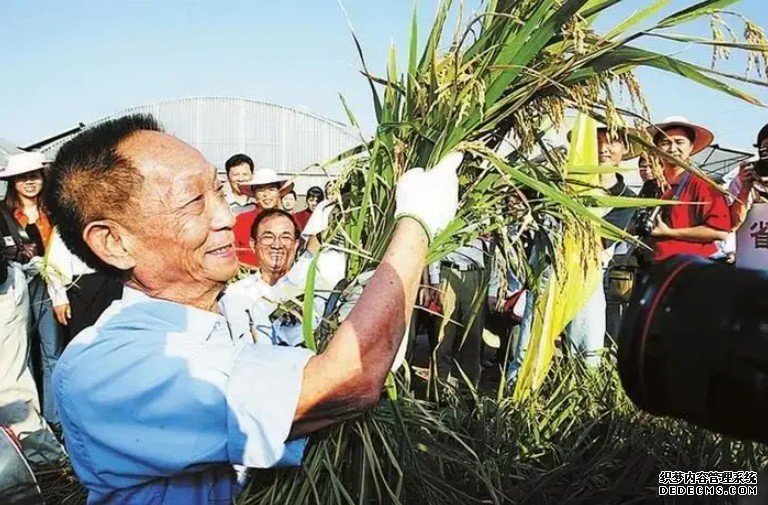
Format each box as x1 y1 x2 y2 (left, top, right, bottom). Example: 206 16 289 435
1 0 766 151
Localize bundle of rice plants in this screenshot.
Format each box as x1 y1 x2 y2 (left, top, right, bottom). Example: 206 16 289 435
243 1 767 503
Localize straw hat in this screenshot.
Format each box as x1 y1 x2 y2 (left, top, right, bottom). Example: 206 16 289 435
239 168 294 194
649 116 714 155
0 152 49 179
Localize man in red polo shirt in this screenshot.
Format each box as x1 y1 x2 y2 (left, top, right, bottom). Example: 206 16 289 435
648 116 730 262
233 168 294 268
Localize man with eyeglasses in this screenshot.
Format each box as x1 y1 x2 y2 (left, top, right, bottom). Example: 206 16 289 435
228 205 335 346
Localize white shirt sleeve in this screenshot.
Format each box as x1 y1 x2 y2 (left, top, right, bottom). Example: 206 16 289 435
45 229 72 307
728 175 756 207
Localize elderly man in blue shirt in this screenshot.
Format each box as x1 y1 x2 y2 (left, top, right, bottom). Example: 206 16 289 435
44 113 460 504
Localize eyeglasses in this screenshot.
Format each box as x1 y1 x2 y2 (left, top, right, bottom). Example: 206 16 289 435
256 233 296 246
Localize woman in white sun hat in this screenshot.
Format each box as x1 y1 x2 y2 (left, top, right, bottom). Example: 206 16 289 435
645 116 730 264
1 151 64 427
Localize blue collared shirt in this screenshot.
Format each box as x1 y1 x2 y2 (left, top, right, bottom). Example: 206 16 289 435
53 287 313 504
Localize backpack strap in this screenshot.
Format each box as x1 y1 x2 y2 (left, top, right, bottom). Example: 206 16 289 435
0 206 25 247
670 172 691 201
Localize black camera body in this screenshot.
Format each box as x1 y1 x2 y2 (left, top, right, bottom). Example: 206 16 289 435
633 207 661 238
751 158 768 178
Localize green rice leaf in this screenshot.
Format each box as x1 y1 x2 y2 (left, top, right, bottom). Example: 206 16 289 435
605 0 673 39
302 252 321 352
580 45 764 106
646 32 768 52
656 0 741 30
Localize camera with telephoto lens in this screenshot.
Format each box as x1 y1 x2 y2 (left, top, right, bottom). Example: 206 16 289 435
618 255 768 444
632 206 661 238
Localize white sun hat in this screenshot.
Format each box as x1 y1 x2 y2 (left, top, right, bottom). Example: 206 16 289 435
240 168 287 187
649 116 714 155
0 151 49 179
239 167 295 194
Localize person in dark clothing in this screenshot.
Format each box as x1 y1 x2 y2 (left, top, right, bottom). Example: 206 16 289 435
46 228 123 343
603 172 638 246
637 153 661 199
603 169 639 339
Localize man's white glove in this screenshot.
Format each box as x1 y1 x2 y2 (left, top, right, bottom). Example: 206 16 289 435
394 151 461 240
301 200 335 239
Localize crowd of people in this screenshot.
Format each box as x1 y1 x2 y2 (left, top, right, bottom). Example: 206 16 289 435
467 116 768 390
397 116 768 395
0 111 766 503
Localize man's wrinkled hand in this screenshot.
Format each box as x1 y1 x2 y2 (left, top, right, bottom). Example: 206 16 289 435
394 151 461 240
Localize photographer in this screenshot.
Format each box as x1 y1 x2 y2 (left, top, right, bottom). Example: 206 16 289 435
727 123 768 270
646 117 730 262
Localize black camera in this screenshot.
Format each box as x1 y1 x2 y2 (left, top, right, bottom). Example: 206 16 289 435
632 207 661 238
751 158 768 178
618 255 768 444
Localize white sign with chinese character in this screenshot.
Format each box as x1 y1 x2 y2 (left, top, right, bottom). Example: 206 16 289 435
736 203 768 270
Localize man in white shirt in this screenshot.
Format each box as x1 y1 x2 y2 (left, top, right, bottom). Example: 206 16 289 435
228 207 335 346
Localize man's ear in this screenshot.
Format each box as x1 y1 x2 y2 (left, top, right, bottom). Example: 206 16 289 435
83 220 136 271
249 238 256 252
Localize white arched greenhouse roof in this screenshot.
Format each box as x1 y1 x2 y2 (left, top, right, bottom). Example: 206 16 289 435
38 97 363 195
